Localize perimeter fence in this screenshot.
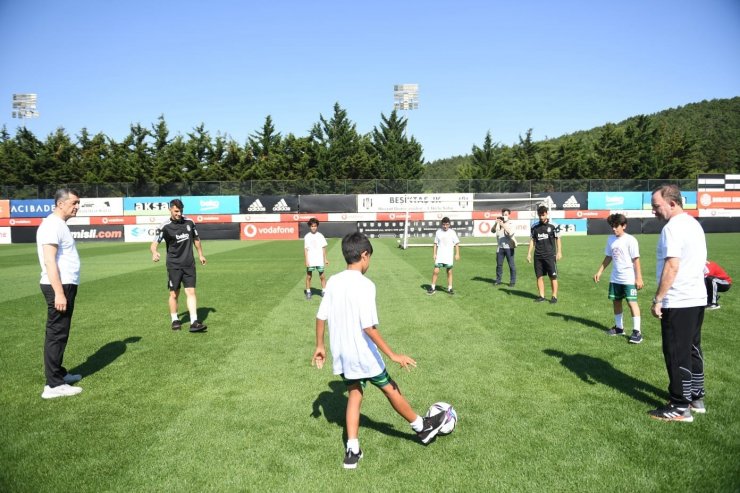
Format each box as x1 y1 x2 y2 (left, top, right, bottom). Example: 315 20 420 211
0 179 696 199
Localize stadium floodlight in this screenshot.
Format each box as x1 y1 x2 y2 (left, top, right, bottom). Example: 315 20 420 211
11 93 39 120
393 84 419 111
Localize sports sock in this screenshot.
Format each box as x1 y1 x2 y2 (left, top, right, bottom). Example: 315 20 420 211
615 313 623 329
410 416 424 432
171 313 179 322
448 286 452 290
346 438 359 453
190 311 198 323
633 316 641 333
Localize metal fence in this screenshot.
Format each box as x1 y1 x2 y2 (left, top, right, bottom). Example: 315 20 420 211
0 179 697 199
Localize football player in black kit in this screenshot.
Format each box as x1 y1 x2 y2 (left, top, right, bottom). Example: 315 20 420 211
526 205 562 304
150 199 208 332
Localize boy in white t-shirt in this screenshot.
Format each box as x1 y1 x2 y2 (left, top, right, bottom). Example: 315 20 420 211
312 233 447 469
304 218 329 300
593 214 644 343
427 217 461 295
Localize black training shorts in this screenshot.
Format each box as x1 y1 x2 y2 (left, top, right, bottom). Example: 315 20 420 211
534 256 557 278
168 266 196 291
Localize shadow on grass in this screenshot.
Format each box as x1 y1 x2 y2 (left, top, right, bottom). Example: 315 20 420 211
311 380 419 444
179 306 216 323
499 287 540 300
69 336 141 378
547 312 608 332
543 349 666 407
471 276 497 286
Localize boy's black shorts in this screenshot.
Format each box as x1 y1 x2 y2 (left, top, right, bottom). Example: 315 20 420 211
534 256 557 278
168 266 196 291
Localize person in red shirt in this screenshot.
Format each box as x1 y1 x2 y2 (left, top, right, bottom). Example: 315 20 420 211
704 260 732 310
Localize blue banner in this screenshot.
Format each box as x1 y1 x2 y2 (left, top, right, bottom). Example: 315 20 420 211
530 219 587 235
588 192 643 210
641 191 697 210
181 196 239 214
10 199 55 218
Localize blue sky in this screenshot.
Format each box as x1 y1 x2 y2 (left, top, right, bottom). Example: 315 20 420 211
1 0 738 162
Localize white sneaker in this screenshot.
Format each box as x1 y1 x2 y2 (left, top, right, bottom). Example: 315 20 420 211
41 384 83 399
63 373 82 384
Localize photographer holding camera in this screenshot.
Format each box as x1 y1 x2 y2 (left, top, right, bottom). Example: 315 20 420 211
492 208 517 286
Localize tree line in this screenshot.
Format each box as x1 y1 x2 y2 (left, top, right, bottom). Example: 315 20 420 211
1 97 737 188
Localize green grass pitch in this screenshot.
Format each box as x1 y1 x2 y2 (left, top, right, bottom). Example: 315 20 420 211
1 234 739 492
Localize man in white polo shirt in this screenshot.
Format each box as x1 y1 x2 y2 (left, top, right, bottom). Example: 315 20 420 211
37 188 83 399
649 184 707 422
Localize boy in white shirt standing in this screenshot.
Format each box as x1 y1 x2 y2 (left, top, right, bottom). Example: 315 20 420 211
312 233 447 469
427 217 461 295
304 217 328 300
593 214 644 343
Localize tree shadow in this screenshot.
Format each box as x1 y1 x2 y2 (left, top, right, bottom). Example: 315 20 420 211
543 349 666 407
68 336 142 379
311 380 419 444
547 312 609 333
179 306 216 323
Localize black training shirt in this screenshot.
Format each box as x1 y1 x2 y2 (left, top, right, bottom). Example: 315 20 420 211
530 221 560 258
156 217 200 269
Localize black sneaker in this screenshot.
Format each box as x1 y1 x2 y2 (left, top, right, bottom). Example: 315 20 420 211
534 296 546 303
171 320 182 331
447 288 455 295
549 297 558 304
305 291 312 300
648 403 693 422
493 280 502 285
417 412 446 444
189 320 208 333
607 326 625 336
343 448 363 469
426 287 436 295
628 330 643 344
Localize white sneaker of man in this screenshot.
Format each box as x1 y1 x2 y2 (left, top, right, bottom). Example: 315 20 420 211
41 384 83 399
63 373 82 384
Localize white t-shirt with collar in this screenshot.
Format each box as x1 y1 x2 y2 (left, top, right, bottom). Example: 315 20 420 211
36 213 81 285
656 212 706 308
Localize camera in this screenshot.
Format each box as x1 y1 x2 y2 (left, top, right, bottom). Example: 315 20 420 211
497 217 504 221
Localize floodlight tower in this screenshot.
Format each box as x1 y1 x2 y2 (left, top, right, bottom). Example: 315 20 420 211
393 84 419 250
12 93 39 125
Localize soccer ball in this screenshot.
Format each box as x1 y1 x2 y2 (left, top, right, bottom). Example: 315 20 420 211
426 402 457 435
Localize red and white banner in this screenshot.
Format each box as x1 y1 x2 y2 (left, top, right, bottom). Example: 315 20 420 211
240 222 298 240
0 217 43 227
90 216 137 225
698 191 740 209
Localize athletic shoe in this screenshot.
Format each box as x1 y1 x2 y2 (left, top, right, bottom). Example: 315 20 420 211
534 297 546 303
189 320 208 332
171 320 182 331
417 412 446 444
607 326 625 336
549 297 558 304
321 290 325 297
447 288 455 295
493 280 502 285
648 403 693 422
41 384 82 400
690 399 706 414
426 287 436 295
305 291 312 300
628 330 643 344
63 373 82 384
509 283 516 287
706 304 720 310
343 448 363 469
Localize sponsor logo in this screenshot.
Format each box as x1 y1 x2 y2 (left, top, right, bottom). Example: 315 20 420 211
272 199 291 212
248 199 266 212
563 195 581 208
11 203 54 214
700 193 712 207
135 202 169 211
605 195 624 207
71 229 123 239
200 200 219 211
539 196 556 209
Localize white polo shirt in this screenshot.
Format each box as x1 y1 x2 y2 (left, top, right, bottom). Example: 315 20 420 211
434 228 460 265
656 213 706 308
37 213 80 285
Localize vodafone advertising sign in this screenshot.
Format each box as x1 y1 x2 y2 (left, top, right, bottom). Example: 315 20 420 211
240 222 298 240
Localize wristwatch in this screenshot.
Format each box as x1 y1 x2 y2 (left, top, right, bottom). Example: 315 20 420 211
652 297 662 305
